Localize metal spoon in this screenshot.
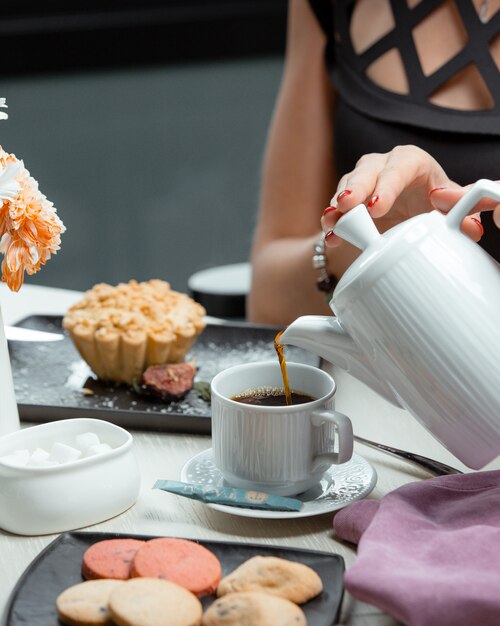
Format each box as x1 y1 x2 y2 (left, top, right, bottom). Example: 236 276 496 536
354 434 463 476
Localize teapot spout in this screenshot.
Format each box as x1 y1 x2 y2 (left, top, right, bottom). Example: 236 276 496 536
280 316 401 407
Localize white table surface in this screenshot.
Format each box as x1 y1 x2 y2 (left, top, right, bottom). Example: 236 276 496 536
0 283 495 626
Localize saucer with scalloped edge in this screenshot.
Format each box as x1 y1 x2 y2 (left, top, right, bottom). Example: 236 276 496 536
180 448 376 519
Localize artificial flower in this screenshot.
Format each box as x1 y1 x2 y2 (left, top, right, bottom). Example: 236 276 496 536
0 146 65 291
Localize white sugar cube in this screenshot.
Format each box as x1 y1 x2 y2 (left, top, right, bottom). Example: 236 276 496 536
75 432 100 451
85 443 112 457
30 447 51 462
12 449 30 462
27 457 59 468
50 442 82 464
0 454 29 467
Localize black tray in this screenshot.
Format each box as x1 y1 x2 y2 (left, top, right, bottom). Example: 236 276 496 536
2 532 345 626
9 315 318 434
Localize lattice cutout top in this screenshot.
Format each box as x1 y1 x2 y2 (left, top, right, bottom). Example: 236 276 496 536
310 0 500 134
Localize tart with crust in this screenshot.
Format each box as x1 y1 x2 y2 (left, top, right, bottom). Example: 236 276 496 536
63 279 206 384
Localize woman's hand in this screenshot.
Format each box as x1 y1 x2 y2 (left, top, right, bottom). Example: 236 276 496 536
321 145 485 246
429 185 500 230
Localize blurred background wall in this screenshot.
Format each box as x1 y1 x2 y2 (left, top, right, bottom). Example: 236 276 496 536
0 1 287 292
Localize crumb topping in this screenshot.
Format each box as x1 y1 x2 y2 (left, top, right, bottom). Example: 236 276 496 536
63 280 206 339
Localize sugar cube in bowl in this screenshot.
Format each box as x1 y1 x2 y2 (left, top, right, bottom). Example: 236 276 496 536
0 418 141 535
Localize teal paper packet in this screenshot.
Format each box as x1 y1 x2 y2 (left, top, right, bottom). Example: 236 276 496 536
153 480 303 512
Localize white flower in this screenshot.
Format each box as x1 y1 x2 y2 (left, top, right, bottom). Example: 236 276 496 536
0 98 7 121
0 161 21 202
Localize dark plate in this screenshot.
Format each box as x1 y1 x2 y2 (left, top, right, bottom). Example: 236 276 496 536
9 315 318 434
2 532 344 626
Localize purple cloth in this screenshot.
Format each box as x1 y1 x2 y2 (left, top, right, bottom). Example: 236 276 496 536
334 471 500 626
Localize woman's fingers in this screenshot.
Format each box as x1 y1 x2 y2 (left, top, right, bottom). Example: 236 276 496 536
329 153 388 213
429 186 500 214
322 146 449 246
366 146 448 219
323 147 499 251
321 206 344 247
323 152 392 247
429 184 500 239
462 213 484 242
494 206 500 228
328 146 448 221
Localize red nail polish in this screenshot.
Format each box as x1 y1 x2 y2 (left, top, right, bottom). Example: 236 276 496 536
338 190 352 201
471 217 484 236
322 206 336 218
324 229 335 241
367 195 379 209
429 187 446 196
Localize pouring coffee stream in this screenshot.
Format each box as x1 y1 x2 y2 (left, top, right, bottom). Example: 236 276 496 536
277 179 500 471
274 329 292 406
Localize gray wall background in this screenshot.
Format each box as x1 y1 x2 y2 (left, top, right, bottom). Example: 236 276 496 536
1 57 283 292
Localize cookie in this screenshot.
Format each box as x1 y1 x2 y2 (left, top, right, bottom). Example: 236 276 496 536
109 577 202 626
131 537 222 596
82 538 146 580
216 556 323 604
56 579 123 626
202 591 307 626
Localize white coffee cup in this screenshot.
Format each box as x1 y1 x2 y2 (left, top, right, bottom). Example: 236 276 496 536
210 360 353 496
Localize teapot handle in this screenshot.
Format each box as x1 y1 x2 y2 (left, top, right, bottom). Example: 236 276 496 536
446 179 500 229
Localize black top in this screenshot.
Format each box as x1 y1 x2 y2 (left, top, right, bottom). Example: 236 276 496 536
309 0 499 259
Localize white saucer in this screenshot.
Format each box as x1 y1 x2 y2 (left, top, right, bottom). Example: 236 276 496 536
180 448 377 519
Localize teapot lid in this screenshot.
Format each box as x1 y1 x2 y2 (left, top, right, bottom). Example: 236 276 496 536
331 203 434 302
333 203 382 251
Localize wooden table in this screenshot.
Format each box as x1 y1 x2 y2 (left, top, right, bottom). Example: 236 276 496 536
1 283 494 626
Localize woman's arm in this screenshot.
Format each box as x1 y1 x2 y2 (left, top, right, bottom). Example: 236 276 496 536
247 0 358 326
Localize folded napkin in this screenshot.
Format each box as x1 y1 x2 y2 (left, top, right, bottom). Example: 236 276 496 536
334 471 500 626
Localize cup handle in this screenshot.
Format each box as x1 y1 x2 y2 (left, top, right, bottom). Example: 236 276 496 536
310 409 353 471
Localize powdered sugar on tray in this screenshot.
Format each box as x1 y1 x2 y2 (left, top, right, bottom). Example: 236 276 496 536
66 360 95 391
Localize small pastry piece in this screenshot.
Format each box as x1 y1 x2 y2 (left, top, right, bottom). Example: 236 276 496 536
202 591 307 626
82 538 146 580
56 579 123 626
109 578 202 626
63 280 206 385
216 556 323 604
130 537 222 597
142 362 196 400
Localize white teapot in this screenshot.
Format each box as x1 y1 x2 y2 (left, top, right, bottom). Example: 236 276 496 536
280 179 500 469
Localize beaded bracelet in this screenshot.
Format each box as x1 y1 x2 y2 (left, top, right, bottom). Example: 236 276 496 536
312 234 337 301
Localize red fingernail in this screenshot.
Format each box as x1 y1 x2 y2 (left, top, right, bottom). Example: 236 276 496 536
324 230 335 241
322 206 337 218
338 190 352 201
471 217 484 237
429 187 446 196
367 195 379 209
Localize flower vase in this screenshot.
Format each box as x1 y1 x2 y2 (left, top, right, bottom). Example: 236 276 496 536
0 301 20 436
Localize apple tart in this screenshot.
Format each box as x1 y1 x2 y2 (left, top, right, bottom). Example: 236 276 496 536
63 280 206 384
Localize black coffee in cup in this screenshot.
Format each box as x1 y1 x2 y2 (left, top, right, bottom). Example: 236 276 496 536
231 386 315 407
